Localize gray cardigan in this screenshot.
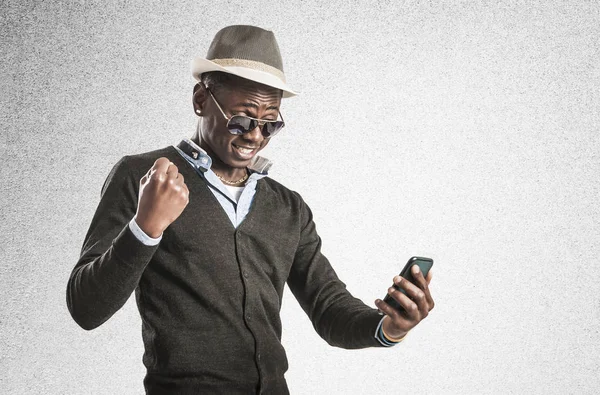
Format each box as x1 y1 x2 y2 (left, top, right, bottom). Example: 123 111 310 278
66 145 384 394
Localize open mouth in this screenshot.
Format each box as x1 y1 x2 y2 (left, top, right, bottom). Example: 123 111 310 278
232 143 257 159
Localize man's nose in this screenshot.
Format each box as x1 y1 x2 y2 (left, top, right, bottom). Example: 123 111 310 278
243 124 264 143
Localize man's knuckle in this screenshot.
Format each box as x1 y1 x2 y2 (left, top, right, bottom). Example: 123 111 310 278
381 302 393 314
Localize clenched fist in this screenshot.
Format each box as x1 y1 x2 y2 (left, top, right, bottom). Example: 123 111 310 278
134 157 189 238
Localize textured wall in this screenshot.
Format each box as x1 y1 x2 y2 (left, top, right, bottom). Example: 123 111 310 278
1 0 599 394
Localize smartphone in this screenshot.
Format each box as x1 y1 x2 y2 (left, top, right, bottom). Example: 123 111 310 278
383 256 433 312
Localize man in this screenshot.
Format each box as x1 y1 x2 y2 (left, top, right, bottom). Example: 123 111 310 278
66 25 434 394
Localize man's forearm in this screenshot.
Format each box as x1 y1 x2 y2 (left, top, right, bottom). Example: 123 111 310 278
66 224 158 330
308 288 386 349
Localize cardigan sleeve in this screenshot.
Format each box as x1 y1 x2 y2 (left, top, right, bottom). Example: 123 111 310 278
286 195 386 349
66 156 159 330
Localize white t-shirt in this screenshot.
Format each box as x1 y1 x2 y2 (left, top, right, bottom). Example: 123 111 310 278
224 185 245 202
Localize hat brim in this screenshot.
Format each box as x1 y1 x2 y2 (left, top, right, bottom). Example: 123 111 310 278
191 57 298 98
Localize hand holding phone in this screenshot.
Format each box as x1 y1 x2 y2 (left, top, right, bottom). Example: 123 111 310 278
382 256 433 312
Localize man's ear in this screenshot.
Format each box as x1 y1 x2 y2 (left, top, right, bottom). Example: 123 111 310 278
192 84 207 115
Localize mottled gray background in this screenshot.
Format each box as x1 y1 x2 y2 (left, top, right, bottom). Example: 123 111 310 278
1 0 599 394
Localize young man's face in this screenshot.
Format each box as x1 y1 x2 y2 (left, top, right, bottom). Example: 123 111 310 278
194 79 282 171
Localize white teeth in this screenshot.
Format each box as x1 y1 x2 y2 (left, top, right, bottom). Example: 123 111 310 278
235 145 253 154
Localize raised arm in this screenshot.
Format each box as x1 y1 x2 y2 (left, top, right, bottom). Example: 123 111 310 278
66 156 188 330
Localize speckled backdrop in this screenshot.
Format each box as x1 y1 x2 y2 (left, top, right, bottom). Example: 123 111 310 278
1 1 599 394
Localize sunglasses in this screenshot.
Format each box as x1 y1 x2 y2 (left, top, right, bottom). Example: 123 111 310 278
205 87 285 138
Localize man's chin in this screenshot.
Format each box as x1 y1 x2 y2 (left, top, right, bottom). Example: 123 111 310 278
220 154 252 169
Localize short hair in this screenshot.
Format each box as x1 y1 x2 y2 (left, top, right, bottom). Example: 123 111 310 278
199 71 282 98
200 71 236 94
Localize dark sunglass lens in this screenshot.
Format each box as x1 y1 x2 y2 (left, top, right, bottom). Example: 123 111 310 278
263 121 284 137
228 116 254 135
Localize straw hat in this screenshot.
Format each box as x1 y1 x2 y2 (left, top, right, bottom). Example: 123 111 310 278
191 25 298 98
